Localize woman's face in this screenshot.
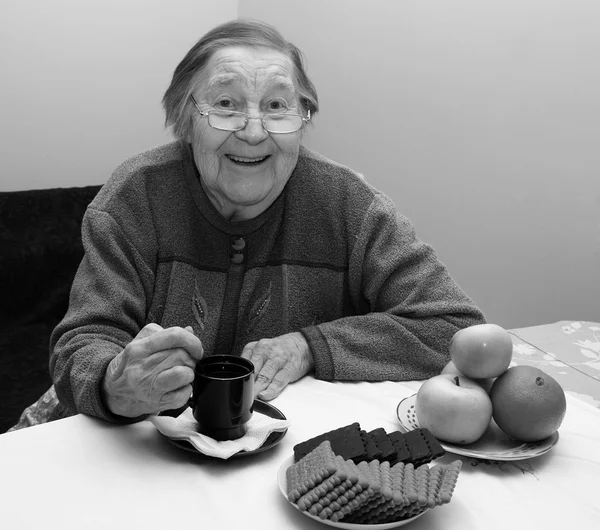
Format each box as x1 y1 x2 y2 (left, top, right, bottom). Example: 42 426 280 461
188 46 304 221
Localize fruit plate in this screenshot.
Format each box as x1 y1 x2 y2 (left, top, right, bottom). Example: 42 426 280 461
396 393 559 461
277 455 429 529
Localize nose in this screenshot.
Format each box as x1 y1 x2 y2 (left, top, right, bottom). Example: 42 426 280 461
234 116 269 145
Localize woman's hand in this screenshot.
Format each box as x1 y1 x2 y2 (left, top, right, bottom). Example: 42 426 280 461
101 324 203 417
240 332 314 401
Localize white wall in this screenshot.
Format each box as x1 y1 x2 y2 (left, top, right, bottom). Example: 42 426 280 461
238 0 600 328
0 0 237 191
2 0 598 329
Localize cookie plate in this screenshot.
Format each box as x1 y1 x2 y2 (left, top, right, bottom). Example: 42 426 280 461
277 455 429 529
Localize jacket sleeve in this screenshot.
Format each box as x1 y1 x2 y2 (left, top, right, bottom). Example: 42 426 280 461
301 193 486 381
49 206 155 422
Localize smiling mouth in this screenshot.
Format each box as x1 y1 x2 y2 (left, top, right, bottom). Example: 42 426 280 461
226 154 270 166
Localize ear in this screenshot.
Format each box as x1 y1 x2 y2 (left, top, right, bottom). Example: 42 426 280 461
183 116 195 143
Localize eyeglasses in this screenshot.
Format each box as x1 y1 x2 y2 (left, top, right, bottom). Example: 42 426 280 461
190 94 310 134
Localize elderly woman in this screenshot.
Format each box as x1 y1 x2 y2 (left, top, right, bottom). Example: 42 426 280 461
43 19 485 423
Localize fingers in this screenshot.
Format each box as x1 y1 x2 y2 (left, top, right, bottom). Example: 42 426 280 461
240 342 256 358
255 357 295 401
256 367 292 401
250 339 295 400
152 347 198 370
242 333 313 401
127 326 204 362
149 326 204 360
109 323 164 377
242 340 267 375
104 325 202 417
135 323 164 340
240 341 260 367
245 340 281 396
159 383 193 410
254 358 280 396
154 365 195 393
258 375 288 401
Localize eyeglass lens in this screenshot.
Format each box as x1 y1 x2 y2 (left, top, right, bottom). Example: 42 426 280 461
208 112 302 133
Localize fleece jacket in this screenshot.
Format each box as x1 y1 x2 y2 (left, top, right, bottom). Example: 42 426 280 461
49 141 486 422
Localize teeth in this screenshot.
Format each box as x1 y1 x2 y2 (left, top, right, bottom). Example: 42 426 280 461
228 155 267 163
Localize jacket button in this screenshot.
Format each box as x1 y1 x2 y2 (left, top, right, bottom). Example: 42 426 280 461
231 237 246 251
230 253 244 264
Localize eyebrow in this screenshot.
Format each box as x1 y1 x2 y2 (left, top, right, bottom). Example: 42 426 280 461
269 78 296 93
206 73 296 94
207 73 240 91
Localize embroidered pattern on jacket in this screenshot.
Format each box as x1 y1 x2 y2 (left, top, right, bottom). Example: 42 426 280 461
246 281 272 334
192 279 208 333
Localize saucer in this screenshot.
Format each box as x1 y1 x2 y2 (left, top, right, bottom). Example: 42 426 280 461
159 400 288 458
396 393 559 461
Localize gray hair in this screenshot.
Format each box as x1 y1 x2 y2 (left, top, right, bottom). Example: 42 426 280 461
162 19 319 140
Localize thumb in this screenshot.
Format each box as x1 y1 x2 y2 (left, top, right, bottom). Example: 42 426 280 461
183 325 204 361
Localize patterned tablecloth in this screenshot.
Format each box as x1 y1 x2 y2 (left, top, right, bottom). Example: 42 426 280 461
509 320 600 409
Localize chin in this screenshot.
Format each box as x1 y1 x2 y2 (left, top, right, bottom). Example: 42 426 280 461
227 178 283 204
226 187 271 206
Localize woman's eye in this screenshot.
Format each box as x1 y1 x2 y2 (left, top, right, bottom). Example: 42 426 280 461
215 99 234 109
267 100 288 112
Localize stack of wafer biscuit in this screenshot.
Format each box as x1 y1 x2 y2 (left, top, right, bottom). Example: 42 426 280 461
293 423 446 467
286 440 462 524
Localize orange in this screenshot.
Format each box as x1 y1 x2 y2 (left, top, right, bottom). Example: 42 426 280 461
489 365 566 442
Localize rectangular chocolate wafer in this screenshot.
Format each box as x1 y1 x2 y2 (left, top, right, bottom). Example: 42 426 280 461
387 430 411 465
403 429 431 466
420 428 446 460
367 428 396 462
293 422 367 463
359 429 382 462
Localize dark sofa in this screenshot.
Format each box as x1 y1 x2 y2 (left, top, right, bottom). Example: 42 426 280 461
0 185 101 433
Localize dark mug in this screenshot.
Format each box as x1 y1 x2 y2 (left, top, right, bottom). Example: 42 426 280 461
189 355 255 441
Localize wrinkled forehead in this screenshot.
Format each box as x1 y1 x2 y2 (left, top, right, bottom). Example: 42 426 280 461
195 46 297 95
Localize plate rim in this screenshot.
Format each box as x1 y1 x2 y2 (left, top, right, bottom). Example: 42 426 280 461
396 393 559 461
277 455 429 529
159 399 288 458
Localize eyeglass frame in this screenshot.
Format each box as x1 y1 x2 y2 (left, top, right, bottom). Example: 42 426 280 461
189 94 310 134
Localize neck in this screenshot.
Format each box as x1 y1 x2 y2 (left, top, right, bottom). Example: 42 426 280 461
201 182 271 222
217 203 265 222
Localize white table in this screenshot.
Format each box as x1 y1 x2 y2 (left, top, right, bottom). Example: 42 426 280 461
1 376 599 530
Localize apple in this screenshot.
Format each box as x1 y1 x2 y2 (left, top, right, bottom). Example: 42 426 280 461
441 360 461 375
415 374 493 444
449 323 513 379
441 360 496 393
